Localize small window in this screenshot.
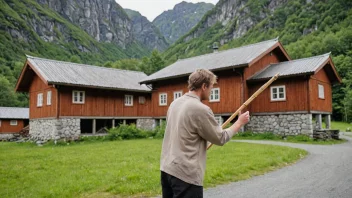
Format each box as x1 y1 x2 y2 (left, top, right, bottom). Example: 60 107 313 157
210 88 220 102
37 93 43 107
139 96 146 104
174 91 183 100
125 95 133 106
72 91 85 104
271 86 286 101
214 116 223 126
10 120 17 126
159 93 167 106
318 84 325 99
47 91 52 105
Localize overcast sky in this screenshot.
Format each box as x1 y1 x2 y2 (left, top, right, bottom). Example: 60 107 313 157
116 0 219 21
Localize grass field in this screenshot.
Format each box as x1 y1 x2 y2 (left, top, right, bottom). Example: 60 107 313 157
325 121 352 132
0 140 307 197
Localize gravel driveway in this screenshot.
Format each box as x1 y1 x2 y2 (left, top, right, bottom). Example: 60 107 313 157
204 135 352 198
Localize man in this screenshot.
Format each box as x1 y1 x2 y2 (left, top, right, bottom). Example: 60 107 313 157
160 69 250 197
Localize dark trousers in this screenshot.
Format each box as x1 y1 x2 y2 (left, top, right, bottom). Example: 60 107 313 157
161 171 203 198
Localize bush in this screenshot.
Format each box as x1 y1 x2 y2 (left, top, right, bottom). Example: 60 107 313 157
107 124 149 140
153 121 166 139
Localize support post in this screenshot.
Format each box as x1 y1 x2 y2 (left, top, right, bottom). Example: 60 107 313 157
92 119 96 134
112 119 115 128
315 114 322 129
325 114 331 129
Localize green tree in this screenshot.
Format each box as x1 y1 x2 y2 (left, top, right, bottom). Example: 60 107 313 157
148 50 165 74
0 75 17 107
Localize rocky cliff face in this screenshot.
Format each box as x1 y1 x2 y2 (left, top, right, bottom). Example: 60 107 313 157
182 0 288 44
153 1 214 44
0 0 151 66
125 9 169 51
36 0 132 48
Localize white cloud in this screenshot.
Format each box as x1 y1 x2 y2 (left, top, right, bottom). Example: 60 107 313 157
116 0 219 21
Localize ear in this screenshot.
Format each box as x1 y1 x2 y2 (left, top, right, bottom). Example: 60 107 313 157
201 83 207 90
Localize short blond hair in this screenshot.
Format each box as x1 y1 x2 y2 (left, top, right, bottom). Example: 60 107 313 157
188 69 217 91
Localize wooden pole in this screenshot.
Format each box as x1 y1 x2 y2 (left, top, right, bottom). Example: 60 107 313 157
207 73 280 150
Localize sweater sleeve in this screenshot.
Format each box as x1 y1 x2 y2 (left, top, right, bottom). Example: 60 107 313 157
197 107 235 146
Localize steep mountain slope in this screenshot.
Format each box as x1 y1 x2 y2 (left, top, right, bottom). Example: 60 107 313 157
0 0 150 65
125 9 169 51
153 1 214 44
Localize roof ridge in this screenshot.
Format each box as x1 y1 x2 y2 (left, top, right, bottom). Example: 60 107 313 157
177 38 279 63
269 52 331 66
26 55 147 75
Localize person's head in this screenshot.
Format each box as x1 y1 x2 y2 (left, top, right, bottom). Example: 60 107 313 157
188 69 217 100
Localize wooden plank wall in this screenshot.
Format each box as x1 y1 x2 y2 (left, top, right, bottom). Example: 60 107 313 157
309 67 332 112
150 71 242 117
243 50 281 113
0 119 25 133
248 78 309 113
29 75 57 119
58 87 152 117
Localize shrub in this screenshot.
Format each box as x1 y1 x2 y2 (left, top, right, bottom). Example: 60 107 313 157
107 124 148 140
153 121 166 139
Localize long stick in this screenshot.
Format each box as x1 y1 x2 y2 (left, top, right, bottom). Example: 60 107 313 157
207 73 280 150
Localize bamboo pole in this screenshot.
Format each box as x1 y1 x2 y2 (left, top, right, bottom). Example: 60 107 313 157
207 73 280 150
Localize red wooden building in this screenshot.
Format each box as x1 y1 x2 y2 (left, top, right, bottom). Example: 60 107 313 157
140 38 341 136
0 107 29 139
16 38 342 140
15 56 154 140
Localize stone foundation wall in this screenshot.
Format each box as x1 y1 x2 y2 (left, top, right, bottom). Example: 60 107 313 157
246 114 313 136
137 119 156 130
0 133 16 141
29 118 80 140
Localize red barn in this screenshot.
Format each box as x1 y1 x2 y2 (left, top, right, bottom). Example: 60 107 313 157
140 38 341 136
0 107 29 139
15 56 154 140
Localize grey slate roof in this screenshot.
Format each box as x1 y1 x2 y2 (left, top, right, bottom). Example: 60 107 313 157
0 107 29 119
249 53 331 80
26 56 151 92
140 38 280 84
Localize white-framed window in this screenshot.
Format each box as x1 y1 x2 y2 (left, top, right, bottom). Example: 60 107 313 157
271 85 286 101
10 120 18 126
72 91 85 104
139 96 146 104
47 91 52 105
37 93 43 107
125 95 133 106
159 93 167 106
318 84 325 99
214 116 223 126
173 91 183 100
210 88 220 102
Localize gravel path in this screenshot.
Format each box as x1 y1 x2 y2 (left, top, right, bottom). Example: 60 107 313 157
204 135 352 198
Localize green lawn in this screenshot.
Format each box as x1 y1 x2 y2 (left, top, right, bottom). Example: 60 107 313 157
325 121 352 132
0 140 307 198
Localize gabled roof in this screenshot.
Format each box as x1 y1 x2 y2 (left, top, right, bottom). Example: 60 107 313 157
249 53 342 83
16 56 151 92
140 38 290 84
0 107 29 119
